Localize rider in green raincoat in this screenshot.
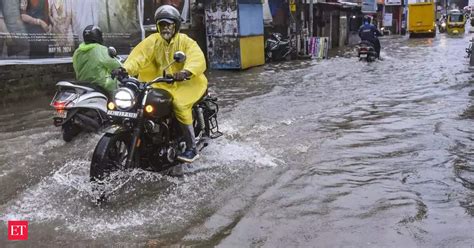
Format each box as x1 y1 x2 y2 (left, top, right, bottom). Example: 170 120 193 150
72 25 121 95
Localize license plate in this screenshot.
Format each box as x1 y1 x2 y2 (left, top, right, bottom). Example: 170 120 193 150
53 110 67 118
107 110 138 119
360 54 367 58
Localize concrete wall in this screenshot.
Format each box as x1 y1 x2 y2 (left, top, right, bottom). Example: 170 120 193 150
0 63 74 106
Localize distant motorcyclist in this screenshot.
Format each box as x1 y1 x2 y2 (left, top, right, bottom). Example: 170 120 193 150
72 25 121 95
359 16 383 59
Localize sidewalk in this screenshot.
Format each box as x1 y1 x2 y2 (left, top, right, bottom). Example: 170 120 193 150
0 57 73 66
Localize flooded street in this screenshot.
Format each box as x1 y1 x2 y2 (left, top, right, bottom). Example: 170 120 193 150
1 34 474 247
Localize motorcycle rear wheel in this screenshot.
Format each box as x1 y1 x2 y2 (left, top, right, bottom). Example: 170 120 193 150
62 121 80 142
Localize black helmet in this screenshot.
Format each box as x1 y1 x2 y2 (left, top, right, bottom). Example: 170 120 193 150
363 15 372 24
83 25 103 44
154 5 182 31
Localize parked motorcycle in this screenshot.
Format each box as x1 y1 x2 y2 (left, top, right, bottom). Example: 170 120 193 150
357 41 378 62
90 51 222 201
265 33 293 62
50 81 110 142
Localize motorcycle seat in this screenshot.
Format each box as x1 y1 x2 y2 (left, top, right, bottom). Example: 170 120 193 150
360 40 375 47
196 88 208 105
73 81 110 97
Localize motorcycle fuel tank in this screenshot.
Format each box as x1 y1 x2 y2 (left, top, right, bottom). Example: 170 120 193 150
145 89 173 119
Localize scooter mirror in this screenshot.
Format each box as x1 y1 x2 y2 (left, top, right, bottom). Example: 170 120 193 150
173 51 186 63
108 47 118 58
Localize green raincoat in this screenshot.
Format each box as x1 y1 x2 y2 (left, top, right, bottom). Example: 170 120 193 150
72 43 121 94
124 33 208 125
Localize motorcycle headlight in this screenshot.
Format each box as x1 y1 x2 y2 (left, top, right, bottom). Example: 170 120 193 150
442 23 446 27
114 88 136 111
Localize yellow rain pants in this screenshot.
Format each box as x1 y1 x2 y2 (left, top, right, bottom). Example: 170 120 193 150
123 33 208 125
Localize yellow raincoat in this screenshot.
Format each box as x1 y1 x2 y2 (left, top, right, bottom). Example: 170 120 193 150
123 33 208 125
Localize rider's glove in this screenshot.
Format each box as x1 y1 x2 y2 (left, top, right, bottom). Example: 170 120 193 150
111 67 128 80
173 70 191 81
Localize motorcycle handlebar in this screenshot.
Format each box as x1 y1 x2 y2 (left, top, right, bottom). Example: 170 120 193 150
149 77 175 85
149 75 190 85
118 75 189 89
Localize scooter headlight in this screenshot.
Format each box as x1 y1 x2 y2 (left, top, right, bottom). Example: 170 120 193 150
441 23 446 27
114 88 136 111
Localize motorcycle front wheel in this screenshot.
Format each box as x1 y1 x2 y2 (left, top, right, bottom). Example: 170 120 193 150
90 132 133 182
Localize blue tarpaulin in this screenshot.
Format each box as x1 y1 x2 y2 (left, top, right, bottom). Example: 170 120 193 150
268 0 288 17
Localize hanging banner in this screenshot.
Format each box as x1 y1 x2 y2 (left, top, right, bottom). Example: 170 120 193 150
0 0 142 60
362 0 377 13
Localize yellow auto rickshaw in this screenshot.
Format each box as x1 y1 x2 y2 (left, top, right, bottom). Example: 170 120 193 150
447 10 465 35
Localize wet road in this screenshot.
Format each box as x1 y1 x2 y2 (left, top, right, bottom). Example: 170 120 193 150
1 34 474 247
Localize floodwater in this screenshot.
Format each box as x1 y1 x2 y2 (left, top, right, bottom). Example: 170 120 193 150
1 33 473 247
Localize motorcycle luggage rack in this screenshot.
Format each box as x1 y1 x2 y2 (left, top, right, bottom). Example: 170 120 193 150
203 96 223 139
209 113 222 139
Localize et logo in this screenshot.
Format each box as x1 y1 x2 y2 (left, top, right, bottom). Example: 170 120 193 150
8 220 28 240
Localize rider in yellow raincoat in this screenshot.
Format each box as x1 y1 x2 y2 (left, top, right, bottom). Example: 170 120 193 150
119 5 207 163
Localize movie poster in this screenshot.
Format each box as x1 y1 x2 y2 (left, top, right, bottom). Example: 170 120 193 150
0 0 142 59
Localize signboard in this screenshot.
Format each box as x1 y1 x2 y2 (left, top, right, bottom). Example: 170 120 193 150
0 0 142 60
362 0 377 13
385 0 402 6
290 0 296 12
384 13 393 27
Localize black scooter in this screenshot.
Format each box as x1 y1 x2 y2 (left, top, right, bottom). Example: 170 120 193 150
357 40 378 62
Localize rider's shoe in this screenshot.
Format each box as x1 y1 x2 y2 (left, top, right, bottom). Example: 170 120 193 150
177 148 200 163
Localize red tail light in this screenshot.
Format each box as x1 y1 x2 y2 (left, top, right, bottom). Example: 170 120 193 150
360 48 368 52
53 101 66 110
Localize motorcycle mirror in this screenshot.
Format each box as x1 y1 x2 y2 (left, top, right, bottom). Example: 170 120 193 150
173 51 186 63
108 47 117 58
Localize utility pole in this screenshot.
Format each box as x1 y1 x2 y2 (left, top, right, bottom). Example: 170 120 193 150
309 0 314 37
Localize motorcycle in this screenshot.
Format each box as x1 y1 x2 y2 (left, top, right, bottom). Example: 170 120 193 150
357 40 378 62
90 51 222 200
265 33 293 62
439 20 447 33
50 81 110 142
